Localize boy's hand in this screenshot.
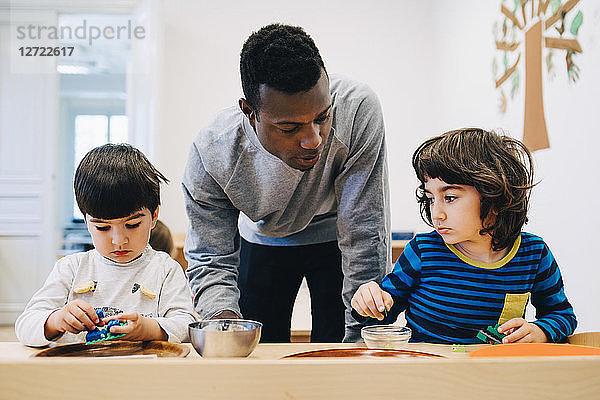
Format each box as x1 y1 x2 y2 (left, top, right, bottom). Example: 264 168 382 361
44 299 101 340
351 281 393 321
497 318 548 343
104 312 167 341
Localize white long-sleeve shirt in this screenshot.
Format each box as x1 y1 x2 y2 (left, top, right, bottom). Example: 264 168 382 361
15 246 197 347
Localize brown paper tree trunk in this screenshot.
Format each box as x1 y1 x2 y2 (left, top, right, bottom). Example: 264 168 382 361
523 20 549 151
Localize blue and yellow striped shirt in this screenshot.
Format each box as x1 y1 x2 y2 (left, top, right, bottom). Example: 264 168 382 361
381 231 577 343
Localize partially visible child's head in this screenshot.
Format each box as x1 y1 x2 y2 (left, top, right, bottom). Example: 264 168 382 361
412 128 535 251
150 220 174 256
74 143 169 263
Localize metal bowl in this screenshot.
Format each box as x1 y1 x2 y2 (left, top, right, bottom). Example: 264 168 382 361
361 325 411 349
188 319 262 358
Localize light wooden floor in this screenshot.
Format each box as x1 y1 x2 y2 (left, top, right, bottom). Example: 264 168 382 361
0 325 16 341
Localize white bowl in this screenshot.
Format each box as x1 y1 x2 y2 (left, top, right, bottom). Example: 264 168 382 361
361 325 411 349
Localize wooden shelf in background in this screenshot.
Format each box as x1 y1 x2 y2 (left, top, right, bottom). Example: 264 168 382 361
392 240 409 263
173 233 187 270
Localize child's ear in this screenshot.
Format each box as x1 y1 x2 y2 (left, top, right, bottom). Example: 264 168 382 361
151 207 159 229
83 214 92 231
483 207 498 228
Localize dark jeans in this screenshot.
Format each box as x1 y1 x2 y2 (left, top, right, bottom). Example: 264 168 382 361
238 238 345 343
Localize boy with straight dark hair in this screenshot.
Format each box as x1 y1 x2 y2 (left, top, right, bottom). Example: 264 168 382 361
16 143 196 346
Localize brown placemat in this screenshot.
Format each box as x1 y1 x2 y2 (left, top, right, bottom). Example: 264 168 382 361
282 348 444 359
33 340 189 358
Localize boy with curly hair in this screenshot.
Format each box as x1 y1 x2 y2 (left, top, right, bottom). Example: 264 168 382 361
352 129 576 343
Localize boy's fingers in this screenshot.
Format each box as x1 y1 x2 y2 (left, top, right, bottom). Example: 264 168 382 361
362 289 383 320
102 314 127 327
358 291 378 319
102 315 119 323
108 323 131 335
355 292 372 318
78 302 100 324
382 291 394 311
116 312 139 322
69 299 98 324
367 284 385 314
354 287 372 316
362 282 385 319
74 306 96 330
63 325 80 334
498 317 524 333
351 296 368 317
513 333 534 343
59 317 79 334
64 314 85 332
502 325 528 343
357 300 373 318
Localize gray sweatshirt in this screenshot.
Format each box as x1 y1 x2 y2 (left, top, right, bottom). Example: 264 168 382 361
15 246 197 346
182 75 390 342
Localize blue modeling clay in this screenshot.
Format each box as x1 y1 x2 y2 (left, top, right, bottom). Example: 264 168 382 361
85 309 127 344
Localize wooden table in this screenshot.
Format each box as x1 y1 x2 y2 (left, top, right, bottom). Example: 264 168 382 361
1 341 599 399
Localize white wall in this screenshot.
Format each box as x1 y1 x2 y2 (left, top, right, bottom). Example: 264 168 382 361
149 0 600 333
0 15 59 323
428 0 600 333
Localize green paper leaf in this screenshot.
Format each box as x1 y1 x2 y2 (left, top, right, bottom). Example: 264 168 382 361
511 68 520 99
550 0 561 15
570 10 583 36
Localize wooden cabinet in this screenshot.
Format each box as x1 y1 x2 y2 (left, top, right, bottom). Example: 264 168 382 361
392 240 408 263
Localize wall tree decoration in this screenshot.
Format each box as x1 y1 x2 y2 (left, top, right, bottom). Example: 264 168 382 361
493 0 583 151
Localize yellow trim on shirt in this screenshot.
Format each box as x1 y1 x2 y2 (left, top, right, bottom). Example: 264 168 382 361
445 234 521 269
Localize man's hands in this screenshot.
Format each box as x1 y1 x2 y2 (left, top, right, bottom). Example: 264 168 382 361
351 281 393 321
498 318 548 343
44 299 102 340
211 310 240 319
104 312 167 341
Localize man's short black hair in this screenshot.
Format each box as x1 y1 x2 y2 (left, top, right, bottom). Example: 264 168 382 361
240 23 326 110
74 143 168 220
